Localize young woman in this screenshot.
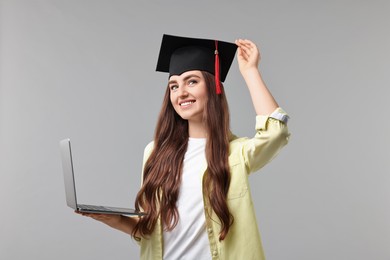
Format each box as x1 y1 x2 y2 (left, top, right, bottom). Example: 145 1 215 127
77 34 290 260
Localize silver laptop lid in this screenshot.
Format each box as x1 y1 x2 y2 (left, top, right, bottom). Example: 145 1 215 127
59 138 78 210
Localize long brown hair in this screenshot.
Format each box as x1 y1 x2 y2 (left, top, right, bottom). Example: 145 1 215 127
133 71 233 241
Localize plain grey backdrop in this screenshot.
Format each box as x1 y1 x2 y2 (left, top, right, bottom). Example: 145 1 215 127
1 0 389 259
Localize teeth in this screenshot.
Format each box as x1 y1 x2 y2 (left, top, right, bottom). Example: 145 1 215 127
180 101 194 106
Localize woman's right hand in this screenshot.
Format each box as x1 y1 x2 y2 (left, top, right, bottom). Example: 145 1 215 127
75 210 139 236
75 210 122 228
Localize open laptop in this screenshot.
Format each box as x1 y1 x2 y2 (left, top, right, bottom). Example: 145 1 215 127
59 138 145 216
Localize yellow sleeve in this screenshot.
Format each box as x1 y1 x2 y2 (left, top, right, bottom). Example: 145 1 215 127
242 107 291 173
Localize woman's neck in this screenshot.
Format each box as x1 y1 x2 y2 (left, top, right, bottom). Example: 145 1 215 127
188 120 207 138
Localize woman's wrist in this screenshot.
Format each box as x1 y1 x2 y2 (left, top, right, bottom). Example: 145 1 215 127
241 67 263 86
240 67 261 79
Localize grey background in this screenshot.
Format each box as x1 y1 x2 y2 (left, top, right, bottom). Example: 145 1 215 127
1 0 389 259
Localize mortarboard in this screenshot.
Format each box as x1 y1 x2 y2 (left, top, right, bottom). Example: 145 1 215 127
156 34 237 94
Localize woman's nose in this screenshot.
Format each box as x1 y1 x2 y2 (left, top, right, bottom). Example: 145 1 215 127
178 85 189 97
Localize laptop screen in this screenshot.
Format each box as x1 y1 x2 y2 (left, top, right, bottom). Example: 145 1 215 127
59 138 78 210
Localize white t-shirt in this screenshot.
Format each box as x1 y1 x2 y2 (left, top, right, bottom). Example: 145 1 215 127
163 137 211 260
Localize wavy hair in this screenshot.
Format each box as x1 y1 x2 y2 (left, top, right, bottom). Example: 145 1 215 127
133 71 233 241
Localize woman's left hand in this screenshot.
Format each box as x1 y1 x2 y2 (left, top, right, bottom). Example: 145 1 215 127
235 39 260 74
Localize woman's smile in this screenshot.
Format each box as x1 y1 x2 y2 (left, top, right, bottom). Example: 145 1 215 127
179 99 196 107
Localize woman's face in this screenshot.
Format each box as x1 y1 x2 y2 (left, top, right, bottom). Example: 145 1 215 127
168 70 208 123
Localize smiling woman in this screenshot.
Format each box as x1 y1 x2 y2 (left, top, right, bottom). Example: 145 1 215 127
78 34 290 260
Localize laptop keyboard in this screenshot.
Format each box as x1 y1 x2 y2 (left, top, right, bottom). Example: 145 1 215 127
77 204 145 216
78 204 111 211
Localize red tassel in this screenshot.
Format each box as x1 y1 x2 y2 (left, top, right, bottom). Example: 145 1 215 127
215 40 222 95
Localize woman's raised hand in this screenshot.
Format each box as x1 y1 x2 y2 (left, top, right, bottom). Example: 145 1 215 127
235 39 278 115
235 39 261 74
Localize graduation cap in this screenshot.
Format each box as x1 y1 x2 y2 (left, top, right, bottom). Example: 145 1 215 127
156 34 237 94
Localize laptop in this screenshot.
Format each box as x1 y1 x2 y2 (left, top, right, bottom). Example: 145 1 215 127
59 138 145 216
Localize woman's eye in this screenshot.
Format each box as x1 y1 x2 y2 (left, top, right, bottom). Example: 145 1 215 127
170 85 178 91
188 80 197 86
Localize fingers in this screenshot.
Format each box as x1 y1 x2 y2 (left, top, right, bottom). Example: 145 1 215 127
235 39 259 60
75 210 103 219
75 210 119 223
236 39 257 52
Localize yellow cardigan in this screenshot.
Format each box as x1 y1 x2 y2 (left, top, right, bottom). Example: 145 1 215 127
139 107 290 260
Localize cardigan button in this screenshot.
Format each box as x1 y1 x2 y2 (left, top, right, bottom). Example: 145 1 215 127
212 250 218 256
208 228 213 234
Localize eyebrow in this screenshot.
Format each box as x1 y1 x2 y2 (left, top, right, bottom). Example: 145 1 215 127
168 74 201 85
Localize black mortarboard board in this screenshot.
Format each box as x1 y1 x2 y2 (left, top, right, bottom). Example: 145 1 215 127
156 34 237 93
